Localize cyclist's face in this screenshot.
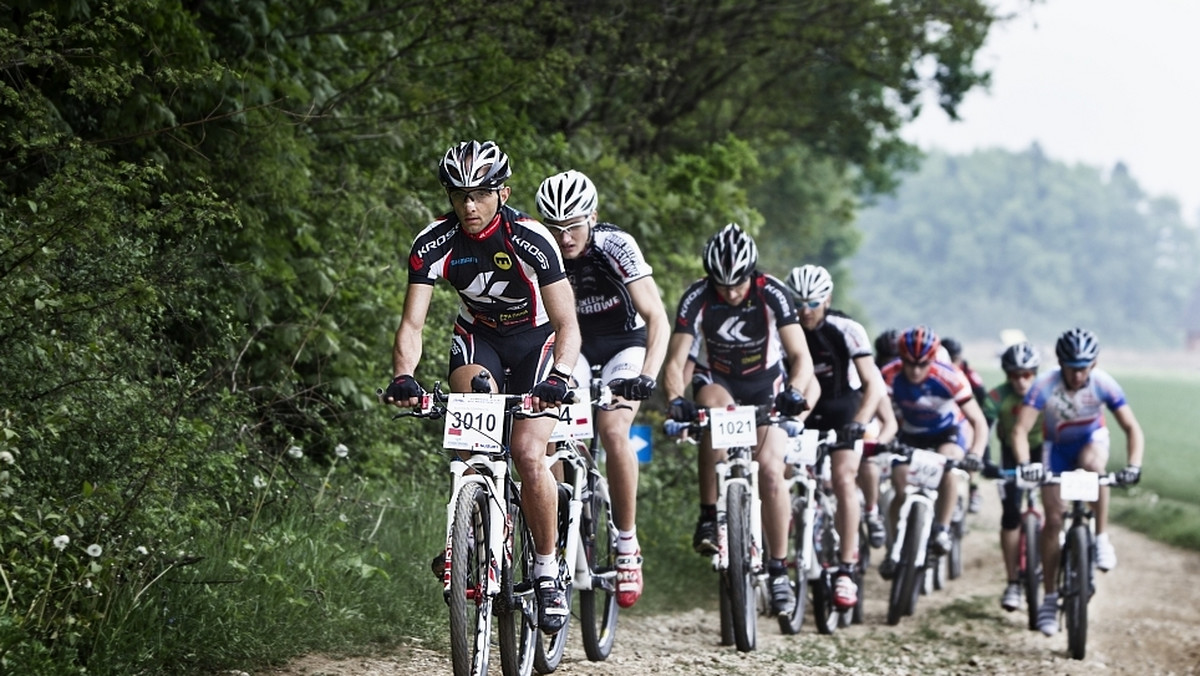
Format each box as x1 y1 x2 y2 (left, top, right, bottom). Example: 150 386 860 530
448 186 508 233
544 213 595 259
796 296 828 330
901 358 933 383
1059 362 1094 391
1005 369 1037 396
714 278 751 305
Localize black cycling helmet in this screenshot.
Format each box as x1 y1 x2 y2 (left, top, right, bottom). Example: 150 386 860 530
702 223 758 286
438 140 512 190
1000 341 1041 372
874 329 899 366
942 337 963 362
1055 327 1099 367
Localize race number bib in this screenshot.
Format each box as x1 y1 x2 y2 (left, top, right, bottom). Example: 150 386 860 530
549 388 594 442
785 428 820 467
443 393 506 451
1059 470 1100 502
709 406 758 449
907 448 946 491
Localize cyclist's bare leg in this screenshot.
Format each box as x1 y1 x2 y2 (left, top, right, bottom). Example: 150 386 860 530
888 463 907 531
1077 442 1111 534
695 384 734 505
935 441 964 527
755 424 789 560
832 448 863 562
858 456 880 514
598 402 641 533
511 415 563 558
1039 484 1065 593
1001 527 1020 581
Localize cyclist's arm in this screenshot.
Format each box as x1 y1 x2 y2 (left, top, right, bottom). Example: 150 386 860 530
393 283 433 376
627 276 670 380
779 323 815 397
852 353 886 425
960 396 989 458
1111 403 1145 467
541 278 581 373
663 332 696 402
874 392 899 444
1009 404 1039 465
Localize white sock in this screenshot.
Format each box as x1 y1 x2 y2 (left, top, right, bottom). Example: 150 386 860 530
617 528 639 555
534 553 558 580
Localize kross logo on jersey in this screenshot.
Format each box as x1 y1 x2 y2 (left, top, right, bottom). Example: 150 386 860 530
464 272 524 306
717 317 751 342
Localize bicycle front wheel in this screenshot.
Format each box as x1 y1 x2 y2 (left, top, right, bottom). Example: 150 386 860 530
812 506 839 635
1064 524 1090 660
725 481 757 652
579 472 619 662
888 501 928 625
500 488 538 676
778 494 808 635
948 518 964 580
450 483 493 676
1021 512 1042 632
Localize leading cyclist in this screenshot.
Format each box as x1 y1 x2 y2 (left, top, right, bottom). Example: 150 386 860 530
382 140 581 635
535 169 670 608
785 264 888 610
1011 327 1145 636
662 223 817 616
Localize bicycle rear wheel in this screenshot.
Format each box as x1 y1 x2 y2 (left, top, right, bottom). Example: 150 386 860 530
579 472 619 661
1064 524 1090 660
1021 512 1042 631
778 494 809 635
812 505 839 635
948 518 964 580
501 488 538 676
450 483 494 676
725 481 757 652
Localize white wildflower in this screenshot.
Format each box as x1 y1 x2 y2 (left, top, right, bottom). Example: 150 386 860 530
86 544 102 557
0 450 13 464
136 546 149 556
53 535 70 551
287 445 304 459
253 475 267 489
334 443 349 459
339 513 349 523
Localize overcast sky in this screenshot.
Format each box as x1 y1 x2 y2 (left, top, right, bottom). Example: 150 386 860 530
902 0 1200 223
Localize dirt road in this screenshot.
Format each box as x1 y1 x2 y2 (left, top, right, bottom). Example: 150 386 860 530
266 488 1200 675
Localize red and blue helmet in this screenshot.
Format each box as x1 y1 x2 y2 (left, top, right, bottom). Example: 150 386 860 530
898 325 940 363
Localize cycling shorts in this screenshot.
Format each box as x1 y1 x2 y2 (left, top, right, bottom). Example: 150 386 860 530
897 421 966 458
1045 426 1110 474
806 390 863 432
449 318 555 394
692 363 785 411
581 328 646 367
571 346 645 390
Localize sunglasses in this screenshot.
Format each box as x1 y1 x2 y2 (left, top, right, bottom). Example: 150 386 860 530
448 188 498 205
545 221 589 236
1009 370 1037 379
797 299 823 309
901 358 933 367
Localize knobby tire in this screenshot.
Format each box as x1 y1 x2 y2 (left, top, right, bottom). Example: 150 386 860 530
778 494 808 635
725 481 757 652
1021 512 1042 631
579 472 619 662
450 483 492 676
501 487 537 676
1064 524 1090 660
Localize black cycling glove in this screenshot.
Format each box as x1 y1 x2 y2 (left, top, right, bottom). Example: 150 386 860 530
385 374 423 402
839 421 867 443
531 373 571 405
1117 464 1141 486
958 453 984 473
610 375 656 401
668 396 698 422
774 386 807 417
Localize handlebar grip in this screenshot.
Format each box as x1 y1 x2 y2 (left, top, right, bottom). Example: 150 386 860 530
663 419 691 437
781 419 804 438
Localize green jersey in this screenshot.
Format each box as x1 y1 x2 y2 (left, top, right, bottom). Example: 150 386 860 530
987 382 1043 450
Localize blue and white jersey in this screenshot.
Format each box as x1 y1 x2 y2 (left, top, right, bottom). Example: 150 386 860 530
1022 367 1127 446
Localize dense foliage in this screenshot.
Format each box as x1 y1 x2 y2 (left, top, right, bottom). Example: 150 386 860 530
851 146 1200 346
1 0 997 672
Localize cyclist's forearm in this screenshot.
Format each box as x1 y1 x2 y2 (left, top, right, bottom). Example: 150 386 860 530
393 323 423 376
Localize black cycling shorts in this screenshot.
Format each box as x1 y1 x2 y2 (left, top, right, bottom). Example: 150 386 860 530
449 318 555 394
806 390 863 432
692 363 785 411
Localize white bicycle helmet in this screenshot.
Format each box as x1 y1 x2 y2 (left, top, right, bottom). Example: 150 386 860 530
703 223 758 286
785 264 833 301
1000 341 1041 372
438 140 512 189
1055 327 1099 366
536 170 598 222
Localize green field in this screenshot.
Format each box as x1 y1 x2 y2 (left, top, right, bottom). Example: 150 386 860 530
976 364 1200 550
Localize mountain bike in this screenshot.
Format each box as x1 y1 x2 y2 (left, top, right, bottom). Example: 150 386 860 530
925 465 969 594
883 444 965 625
385 379 564 676
665 404 778 652
534 372 626 672
775 425 858 635
995 468 1044 631
1045 470 1125 660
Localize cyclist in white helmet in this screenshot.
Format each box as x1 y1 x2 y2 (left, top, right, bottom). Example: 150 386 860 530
535 169 670 608
383 140 581 635
1011 327 1144 636
662 223 818 617
785 264 892 611
984 340 1045 612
